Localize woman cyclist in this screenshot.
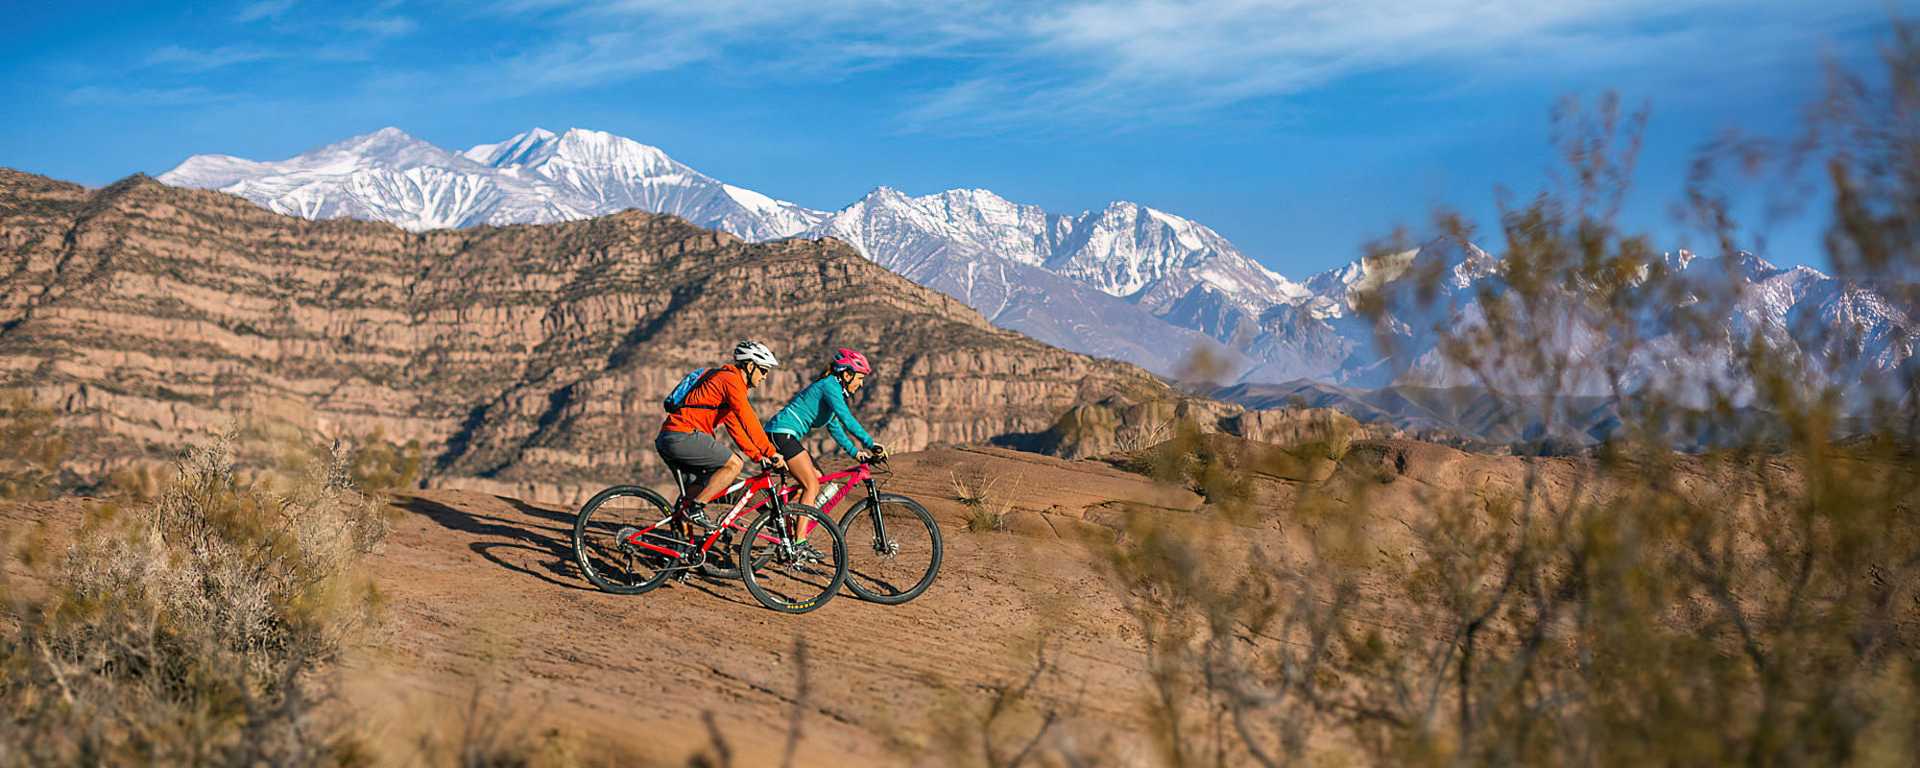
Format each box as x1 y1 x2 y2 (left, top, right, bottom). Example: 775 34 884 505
765 347 886 508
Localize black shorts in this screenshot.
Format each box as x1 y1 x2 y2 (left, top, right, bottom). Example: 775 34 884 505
769 432 808 461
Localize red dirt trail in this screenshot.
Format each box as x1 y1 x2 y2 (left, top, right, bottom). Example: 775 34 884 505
3 447 1212 766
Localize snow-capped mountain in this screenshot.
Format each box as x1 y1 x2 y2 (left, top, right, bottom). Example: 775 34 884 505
813 186 1305 314
159 127 1297 376
157 127 1912 404
160 127 822 240
1245 244 1912 404
461 128 825 241
160 128 564 230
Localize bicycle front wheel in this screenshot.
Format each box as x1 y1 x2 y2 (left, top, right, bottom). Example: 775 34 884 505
839 493 943 605
573 485 679 595
699 490 774 580
739 505 846 614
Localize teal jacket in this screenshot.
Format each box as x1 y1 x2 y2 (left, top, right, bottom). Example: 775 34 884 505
765 376 875 458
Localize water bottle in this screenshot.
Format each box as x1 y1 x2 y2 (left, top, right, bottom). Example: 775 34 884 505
819 481 842 503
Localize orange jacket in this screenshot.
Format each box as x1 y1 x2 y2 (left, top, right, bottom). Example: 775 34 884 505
659 364 777 461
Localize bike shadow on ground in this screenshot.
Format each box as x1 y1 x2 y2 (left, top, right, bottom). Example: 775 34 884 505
394 495 591 592
673 571 764 609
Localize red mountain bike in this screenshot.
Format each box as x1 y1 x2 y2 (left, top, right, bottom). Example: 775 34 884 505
703 458 941 605
571 467 848 614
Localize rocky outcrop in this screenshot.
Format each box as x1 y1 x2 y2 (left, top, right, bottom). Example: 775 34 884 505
1014 390 1368 466
0 169 1168 503
1218 407 1359 456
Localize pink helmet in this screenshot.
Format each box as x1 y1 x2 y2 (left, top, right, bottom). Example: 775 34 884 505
832 347 871 374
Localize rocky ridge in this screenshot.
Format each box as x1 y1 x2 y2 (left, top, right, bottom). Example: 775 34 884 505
0 169 1175 503
157 128 1292 378
156 127 1913 406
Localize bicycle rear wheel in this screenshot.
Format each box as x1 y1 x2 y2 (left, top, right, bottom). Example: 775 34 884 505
739 505 846 614
839 493 943 605
573 485 680 595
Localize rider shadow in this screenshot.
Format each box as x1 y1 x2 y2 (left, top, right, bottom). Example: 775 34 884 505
673 571 764 609
394 495 591 592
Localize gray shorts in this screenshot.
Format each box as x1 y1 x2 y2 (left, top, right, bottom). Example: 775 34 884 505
655 430 736 475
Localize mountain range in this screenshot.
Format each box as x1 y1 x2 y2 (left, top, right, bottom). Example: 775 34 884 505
0 168 1188 504
158 127 1914 409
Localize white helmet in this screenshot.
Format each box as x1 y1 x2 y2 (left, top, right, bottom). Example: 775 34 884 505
733 340 779 368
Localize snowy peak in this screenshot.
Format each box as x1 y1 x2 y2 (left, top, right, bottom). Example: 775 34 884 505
540 128 683 177
160 126 460 190
1291 239 1496 323
158 154 269 190
1050 200 1308 309
158 126 821 238
819 185 1056 269
467 127 688 183
816 185 1304 316
462 127 558 167
313 127 463 169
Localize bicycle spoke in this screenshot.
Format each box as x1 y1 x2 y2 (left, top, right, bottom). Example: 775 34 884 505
741 506 846 613
839 496 942 604
574 489 677 593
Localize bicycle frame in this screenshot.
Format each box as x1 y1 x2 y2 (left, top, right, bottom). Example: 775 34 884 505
738 462 888 543
803 463 875 515
621 471 790 561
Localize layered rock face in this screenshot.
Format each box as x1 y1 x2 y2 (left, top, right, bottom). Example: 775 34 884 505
0 170 1166 503
1011 391 1375 464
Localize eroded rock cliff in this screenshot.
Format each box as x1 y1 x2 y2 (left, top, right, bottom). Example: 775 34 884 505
0 170 1169 503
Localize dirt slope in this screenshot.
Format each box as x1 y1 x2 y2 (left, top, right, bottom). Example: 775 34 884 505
0 447 1151 766
330 446 1211 765
2 439 1618 765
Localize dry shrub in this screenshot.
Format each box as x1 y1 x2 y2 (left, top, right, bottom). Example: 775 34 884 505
929 635 1082 768
1115 415 1176 455
349 430 424 494
105 461 167 503
0 432 390 766
1094 503 1362 767
412 676 608 768
1077 26 1920 767
953 465 1021 533
0 391 67 500
1130 421 1257 516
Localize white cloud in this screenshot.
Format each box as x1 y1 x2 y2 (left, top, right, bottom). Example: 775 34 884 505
343 13 417 39
145 44 279 71
65 85 232 107
235 0 298 23
465 1 1893 126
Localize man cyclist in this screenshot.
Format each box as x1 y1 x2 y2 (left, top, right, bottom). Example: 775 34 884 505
655 340 787 529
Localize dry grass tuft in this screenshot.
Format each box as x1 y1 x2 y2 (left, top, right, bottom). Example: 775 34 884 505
952 465 1021 533
0 390 67 500
0 432 390 765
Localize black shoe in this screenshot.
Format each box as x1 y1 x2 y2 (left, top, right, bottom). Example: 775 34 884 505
680 501 715 530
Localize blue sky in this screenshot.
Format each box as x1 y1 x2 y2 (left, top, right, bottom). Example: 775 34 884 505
0 1 1903 276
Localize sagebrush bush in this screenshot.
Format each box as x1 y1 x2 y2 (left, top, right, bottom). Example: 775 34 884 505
0 391 66 501
953 465 1020 533
1075 26 1920 768
0 433 389 766
349 430 424 494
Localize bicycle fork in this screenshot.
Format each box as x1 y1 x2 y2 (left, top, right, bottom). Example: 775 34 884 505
862 480 898 556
